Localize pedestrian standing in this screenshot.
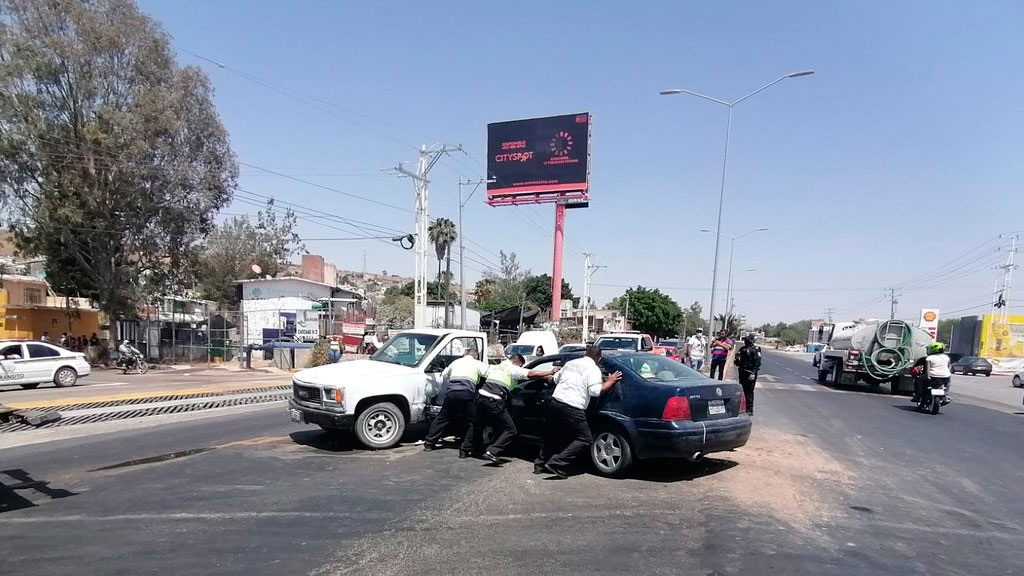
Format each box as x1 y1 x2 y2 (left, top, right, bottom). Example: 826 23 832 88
534 345 622 478
468 354 559 464
423 349 489 458
686 328 707 371
734 335 761 414
708 330 733 381
89 333 100 347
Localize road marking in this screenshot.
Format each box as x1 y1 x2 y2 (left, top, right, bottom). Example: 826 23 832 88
761 375 778 382
0 511 378 523
81 382 131 388
2 380 291 409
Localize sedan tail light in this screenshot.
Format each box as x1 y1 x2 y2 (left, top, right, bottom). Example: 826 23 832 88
662 396 692 421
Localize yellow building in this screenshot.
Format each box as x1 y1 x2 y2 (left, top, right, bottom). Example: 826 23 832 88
0 275 101 340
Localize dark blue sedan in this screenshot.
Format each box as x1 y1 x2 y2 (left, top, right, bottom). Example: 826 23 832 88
511 351 751 477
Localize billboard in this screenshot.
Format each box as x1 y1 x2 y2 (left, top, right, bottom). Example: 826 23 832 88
919 308 939 339
979 314 1024 373
486 113 591 205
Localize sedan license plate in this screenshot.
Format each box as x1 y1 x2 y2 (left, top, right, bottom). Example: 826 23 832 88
708 400 726 415
930 389 946 396
289 409 302 423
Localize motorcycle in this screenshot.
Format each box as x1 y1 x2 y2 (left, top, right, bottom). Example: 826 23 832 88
911 367 947 415
117 354 150 375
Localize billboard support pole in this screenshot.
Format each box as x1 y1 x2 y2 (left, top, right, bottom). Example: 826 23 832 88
551 203 565 326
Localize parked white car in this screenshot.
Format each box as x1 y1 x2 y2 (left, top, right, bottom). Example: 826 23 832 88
289 329 491 450
0 340 92 389
1013 366 1023 388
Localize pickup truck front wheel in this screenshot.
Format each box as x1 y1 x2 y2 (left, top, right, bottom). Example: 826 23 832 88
355 402 405 450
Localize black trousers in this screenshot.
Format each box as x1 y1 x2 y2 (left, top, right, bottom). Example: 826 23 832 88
738 369 757 414
471 395 517 457
534 399 592 472
709 356 727 380
425 389 476 451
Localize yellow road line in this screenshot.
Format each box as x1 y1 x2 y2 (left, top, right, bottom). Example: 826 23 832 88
2 382 292 410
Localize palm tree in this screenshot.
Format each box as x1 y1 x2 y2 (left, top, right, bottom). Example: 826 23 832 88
427 218 457 327
714 313 744 337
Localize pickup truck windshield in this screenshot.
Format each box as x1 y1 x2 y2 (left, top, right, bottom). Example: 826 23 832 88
596 337 638 350
371 333 441 367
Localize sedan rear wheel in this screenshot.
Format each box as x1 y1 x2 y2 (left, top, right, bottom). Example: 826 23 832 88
591 428 633 478
54 367 77 388
1013 376 1022 388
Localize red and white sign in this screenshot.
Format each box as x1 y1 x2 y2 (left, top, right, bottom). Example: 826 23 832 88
920 308 940 339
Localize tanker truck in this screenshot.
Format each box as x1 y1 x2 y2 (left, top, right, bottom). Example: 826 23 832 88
817 320 934 394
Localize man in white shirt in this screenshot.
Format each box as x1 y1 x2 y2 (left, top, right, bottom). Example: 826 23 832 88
686 329 707 371
534 345 622 478
424 349 490 457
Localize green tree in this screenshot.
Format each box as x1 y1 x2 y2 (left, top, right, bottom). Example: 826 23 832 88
522 273 573 315
196 199 304 305
0 0 236 343
472 251 529 313
678 301 707 336
610 286 682 339
427 217 456 326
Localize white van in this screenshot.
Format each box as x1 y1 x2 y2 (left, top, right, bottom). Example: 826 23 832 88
505 330 559 364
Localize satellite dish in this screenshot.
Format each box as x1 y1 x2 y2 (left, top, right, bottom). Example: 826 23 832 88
251 264 262 275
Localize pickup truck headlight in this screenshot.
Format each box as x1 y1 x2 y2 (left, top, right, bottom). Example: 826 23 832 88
323 387 344 406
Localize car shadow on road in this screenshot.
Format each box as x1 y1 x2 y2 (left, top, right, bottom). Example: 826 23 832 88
630 457 739 483
0 469 76 513
289 423 428 454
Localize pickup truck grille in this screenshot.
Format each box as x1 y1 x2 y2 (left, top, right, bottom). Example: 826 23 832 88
293 383 323 407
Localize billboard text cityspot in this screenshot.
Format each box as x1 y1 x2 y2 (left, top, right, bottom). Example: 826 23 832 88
486 113 590 204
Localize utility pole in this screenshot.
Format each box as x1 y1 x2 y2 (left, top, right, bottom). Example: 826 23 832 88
993 234 1020 326
825 307 835 324
581 253 606 343
362 250 367 275
624 292 630 331
394 143 462 329
458 178 487 330
887 288 900 320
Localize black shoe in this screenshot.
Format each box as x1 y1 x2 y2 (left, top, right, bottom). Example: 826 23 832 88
459 450 470 459
423 442 438 452
533 466 547 475
483 451 501 465
545 464 568 479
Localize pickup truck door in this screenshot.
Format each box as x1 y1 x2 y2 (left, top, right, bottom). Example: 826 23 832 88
422 335 486 406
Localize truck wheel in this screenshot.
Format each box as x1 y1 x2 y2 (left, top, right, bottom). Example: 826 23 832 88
54 367 78 388
817 369 828 384
591 428 633 478
354 402 405 450
832 364 843 386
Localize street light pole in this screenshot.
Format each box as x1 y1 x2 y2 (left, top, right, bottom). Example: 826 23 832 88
701 227 769 326
662 70 813 334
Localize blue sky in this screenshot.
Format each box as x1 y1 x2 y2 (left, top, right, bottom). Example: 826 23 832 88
140 0 1024 325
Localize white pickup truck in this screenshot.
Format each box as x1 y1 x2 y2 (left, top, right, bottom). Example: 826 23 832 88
288 328 490 450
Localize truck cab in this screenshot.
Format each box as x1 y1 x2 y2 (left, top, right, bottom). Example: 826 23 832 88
594 331 667 356
288 329 488 450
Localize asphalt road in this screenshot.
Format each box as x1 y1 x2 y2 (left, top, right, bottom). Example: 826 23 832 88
1 352 1022 575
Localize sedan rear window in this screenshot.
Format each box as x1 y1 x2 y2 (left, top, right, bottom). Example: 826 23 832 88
609 354 702 382
27 343 61 358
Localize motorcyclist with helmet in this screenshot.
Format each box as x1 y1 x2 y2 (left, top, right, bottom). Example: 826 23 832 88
118 339 142 370
915 342 951 404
